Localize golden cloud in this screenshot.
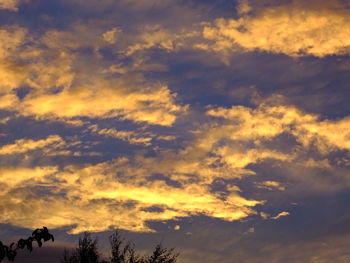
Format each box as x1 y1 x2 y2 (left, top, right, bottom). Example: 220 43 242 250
0 166 57 190
0 93 18 109
0 26 26 58
96 127 153 146
202 1 350 57
207 103 350 154
0 26 187 126
0 160 261 234
0 26 27 93
102 27 122 44
126 25 178 55
0 135 65 155
0 0 20 11
256 181 286 191
271 211 290 220
17 84 185 126
0 135 88 159
2 100 350 233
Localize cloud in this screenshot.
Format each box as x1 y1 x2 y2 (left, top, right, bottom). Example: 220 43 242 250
125 25 184 55
102 27 121 44
0 166 58 191
207 103 350 154
1 99 350 234
0 0 20 11
236 0 252 15
0 135 65 155
296 116 350 154
0 160 261 234
0 0 348 245
202 100 350 195
202 0 350 57
0 25 187 126
157 135 176 141
271 211 290 220
256 181 286 191
0 26 27 93
0 135 89 160
91 125 153 146
18 84 185 126
0 93 18 109
0 26 26 59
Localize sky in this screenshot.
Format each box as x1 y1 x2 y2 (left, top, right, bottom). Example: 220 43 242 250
1 0 350 262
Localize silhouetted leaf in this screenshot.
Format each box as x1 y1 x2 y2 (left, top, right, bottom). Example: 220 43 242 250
32 229 40 236
6 250 17 261
0 242 6 262
17 239 26 249
26 239 33 252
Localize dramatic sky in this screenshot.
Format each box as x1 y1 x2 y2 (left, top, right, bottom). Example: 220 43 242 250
1 0 350 262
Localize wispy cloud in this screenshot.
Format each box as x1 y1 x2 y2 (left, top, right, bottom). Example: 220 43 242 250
0 135 65 155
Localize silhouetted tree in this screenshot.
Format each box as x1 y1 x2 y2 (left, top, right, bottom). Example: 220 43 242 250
0 227 54 262
62 231 178 263
109 231 141 263
146 244 178 263
61 232 100 263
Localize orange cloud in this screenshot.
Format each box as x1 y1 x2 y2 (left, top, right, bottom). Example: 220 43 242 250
126 25 178 55
256 181 286 191
0 135 64 155
0 166 58 191
0 0 20 11
207 103 350 154
18 84 185 126
94 126 153 146
102 27 122 44
271 211 290 220
0 26 27 93
0 25 187 126
0 135 88 158
0 160 261 233
2 100 350 234
202 1 350 57
0 26 26 58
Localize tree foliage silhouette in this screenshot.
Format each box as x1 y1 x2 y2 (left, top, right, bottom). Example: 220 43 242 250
61 231 178 263
146 244 178 263
0 227 54 262
109 231 141 263
61 232 100 263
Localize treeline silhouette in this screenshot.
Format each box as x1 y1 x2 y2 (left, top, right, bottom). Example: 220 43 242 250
0 227 54 262
61 231 178 263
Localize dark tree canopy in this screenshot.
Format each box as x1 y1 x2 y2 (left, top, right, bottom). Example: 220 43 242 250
61 231 179 263
0 227 54 262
